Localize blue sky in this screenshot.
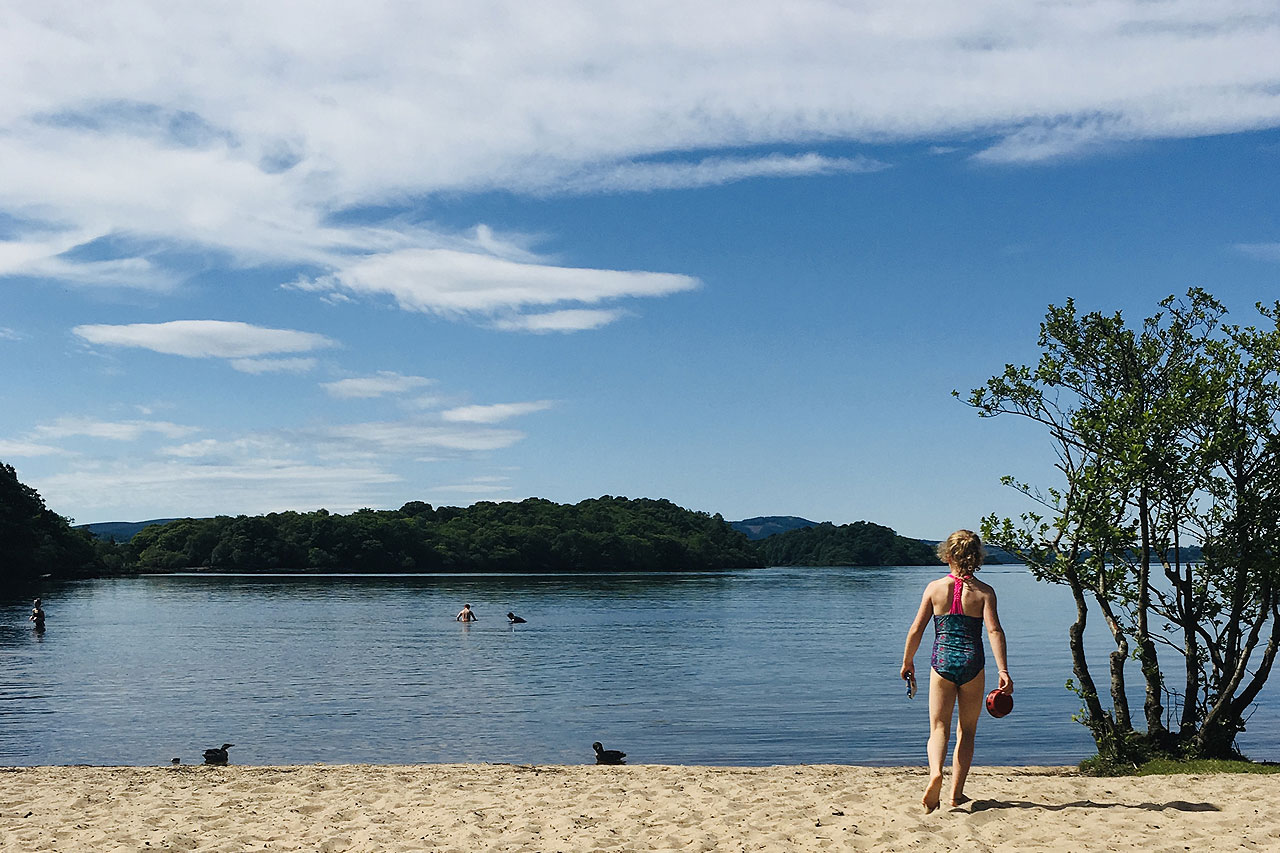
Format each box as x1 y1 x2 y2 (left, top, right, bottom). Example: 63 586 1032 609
2 2 1280 537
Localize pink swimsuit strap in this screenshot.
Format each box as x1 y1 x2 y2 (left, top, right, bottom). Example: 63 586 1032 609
948 573 965 615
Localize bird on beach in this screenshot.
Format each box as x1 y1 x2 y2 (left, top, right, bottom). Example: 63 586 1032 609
203 744 234 765
592 742 626 765
507 612 527 624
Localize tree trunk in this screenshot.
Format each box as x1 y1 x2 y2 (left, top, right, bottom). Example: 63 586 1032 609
1095 591 1132 732
1063 561 1111 740
1136 491 1167 738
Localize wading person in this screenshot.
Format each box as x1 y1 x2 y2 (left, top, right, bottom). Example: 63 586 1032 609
900 529 1012 812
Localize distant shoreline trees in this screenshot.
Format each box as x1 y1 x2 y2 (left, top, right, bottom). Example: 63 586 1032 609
1 468 947 584
124 497 765 574
758 520 940 567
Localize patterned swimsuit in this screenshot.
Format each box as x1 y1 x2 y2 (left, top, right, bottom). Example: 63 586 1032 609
930 573 985 685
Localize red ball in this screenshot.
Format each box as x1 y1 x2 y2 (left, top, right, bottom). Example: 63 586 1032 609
986 688 1013 718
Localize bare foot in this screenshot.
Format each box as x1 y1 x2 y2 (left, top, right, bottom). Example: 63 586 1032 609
948 794 971 808
922 774 943 814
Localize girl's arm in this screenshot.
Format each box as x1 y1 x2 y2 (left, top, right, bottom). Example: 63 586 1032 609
901 588 934 681
984 589 1012 693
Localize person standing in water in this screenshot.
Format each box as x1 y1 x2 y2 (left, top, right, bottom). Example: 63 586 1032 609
30 599 45 630
455 603 478 622
901 529 1012 813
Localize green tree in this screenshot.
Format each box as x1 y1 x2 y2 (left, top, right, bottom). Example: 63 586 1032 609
0 462 102 583
758 520 939 567
126 496 763 573
968 290 1280 762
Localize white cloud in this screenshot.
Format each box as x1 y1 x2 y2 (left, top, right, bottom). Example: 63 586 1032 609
229 357 318 374
547 153 886 195
322 371 436 399
429 480 513 496
0 439 67 456
441 401 555 424
29 409 535 517
33 417 199 441
3 1 1276 320
316 421 525 453
33 458 405 518
1235 242 1280 262
298 249 699 318
492 309 627 333
158 436 293 461
0 326 20 340
73 320 336 359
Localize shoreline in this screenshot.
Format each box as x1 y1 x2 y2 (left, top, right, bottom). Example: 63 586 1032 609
4 763 1278 851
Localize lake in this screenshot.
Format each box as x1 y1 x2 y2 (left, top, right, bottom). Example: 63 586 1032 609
4 566 1278 767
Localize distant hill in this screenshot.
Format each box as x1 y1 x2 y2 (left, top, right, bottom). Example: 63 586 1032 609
730 516 819 540
77 519 184 542
759 520 941 567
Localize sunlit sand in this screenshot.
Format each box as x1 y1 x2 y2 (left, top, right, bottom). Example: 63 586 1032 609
3 763 1277 852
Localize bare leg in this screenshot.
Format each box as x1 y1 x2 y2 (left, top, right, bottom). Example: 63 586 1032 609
924 669 957 813
949 669 985 806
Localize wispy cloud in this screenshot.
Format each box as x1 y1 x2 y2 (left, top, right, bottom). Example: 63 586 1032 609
4 2 1276 320
322 371 436 399
28 407 537 517
441 401 554 424
1235 242 1280 262
229 357 319 374
548 153 886 194
33 417 199 441
73 320 336 359
0 326 21 340
33 458 406 518
315 421 525 454
294 249 698 325
491 309 627 333
428 477 514 496
0 439 67 456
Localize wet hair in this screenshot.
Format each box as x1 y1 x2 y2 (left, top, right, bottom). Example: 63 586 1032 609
937 529 984 575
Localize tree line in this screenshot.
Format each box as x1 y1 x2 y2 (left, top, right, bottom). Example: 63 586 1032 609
758 520 939 567
1 482 945 585
125 497 763 573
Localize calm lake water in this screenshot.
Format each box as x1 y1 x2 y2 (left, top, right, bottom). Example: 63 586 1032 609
4 566 1279 767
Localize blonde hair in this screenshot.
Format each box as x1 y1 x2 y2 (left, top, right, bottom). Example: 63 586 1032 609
937 529 984 575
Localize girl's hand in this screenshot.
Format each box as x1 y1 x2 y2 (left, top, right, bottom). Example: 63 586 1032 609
998 670 1013 693
901 662 915 682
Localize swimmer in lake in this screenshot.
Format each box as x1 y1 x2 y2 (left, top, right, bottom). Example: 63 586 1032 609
456 603 478 622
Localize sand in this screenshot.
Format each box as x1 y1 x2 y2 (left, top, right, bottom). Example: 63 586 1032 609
2 763 1276 852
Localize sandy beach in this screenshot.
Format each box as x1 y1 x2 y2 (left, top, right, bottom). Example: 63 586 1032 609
2 763 1276 852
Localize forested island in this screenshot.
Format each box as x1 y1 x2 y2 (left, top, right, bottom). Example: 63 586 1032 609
758 520 940 566
3 462 946 582
126 497 762 573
